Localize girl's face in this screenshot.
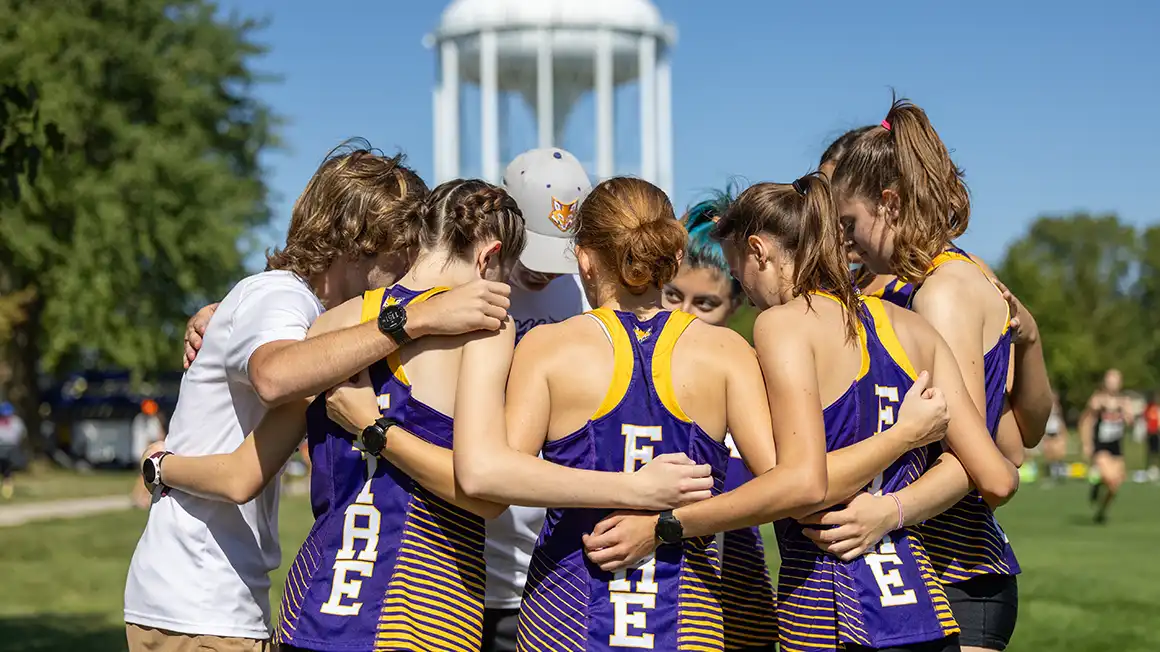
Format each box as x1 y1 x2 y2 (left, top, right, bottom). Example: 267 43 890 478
839 195 895 275
723 235 788 312
662 265 737 326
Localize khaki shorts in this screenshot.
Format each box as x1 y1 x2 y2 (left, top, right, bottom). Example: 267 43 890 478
126 623 270 652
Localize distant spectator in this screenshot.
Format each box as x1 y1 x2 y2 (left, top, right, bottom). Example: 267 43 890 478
1145 392 1160 481
130 400 166 509
0 402 26 500
131 399 165 462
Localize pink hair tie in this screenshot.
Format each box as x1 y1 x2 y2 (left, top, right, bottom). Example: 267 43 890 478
881 119 892 131
888 493 904 530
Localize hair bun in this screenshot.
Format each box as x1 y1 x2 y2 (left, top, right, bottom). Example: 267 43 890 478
616 216 686 293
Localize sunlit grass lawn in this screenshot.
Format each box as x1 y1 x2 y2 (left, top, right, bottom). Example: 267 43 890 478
2 461 138 504
0 481 1158 651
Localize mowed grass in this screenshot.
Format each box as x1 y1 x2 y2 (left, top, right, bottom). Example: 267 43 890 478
0 483 1158 651
2 461 139 504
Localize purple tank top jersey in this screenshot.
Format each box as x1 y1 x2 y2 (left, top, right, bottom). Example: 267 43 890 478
720 442 778 650
275 286 486 652
516 309 731 652
908 246 1021 584
869 277 915 308
775 295 960 652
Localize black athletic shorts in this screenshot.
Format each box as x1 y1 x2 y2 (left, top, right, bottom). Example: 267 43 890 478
844 635 960 652
1093 438 1123 457
1147 433 1159 455
482 607 520 652
944 574 1018 650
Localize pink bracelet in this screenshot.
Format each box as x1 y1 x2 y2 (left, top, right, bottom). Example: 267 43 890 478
888 493 904 530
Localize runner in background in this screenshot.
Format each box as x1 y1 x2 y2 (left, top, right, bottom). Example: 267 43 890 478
1080 368 1133 523
482 148 593 652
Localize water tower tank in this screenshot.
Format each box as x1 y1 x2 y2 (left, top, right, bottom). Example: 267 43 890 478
427 0 676 194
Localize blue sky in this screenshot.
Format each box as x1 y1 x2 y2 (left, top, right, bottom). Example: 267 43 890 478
220 0 1159 266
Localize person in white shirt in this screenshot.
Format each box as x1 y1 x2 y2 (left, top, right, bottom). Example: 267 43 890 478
481 148 593 651
0 402 25 500
124 143 511 652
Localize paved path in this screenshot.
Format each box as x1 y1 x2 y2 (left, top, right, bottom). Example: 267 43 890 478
0 495 133 528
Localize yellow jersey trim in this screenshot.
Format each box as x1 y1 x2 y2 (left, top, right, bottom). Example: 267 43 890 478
652 310 696 424
386 286 452 387
810 291 870 380
360 288 387 325
589 308 635 420
862 296 918 380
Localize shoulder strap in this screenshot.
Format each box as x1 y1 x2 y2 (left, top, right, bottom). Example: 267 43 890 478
359 287 388 324
651 310 696 423
862 297 918 380
587 308 635 420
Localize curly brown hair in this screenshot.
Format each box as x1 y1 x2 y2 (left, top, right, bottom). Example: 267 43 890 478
266 139 428 279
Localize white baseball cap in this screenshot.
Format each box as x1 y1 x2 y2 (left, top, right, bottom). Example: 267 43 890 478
502 148 592 275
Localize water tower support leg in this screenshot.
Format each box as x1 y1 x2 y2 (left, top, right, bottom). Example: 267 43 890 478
595 29 615 180
639 35 658 184
537 29 554 149
481 30 500 183
657 51 673 198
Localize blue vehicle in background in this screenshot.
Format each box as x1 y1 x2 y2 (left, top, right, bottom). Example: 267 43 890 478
39 370 181 469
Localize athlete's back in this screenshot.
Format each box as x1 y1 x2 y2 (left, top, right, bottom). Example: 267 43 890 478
276 285 487 652
775 296 959 652
275 178 529 652
908 245 1021 583
515 308 736 651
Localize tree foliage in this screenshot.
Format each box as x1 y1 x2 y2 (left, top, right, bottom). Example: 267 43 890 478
0 0 277 423
998 213 1158 414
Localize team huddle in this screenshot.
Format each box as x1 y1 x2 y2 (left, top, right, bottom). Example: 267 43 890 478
123 96 1054 652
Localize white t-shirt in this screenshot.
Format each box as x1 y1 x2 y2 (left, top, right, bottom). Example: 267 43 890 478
485 274 589 609
124 270 322 638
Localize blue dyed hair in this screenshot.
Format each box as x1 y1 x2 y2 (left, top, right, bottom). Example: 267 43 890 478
680 185 742 300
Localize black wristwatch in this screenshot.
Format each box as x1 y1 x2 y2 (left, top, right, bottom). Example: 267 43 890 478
655 510 684 545
142 451 172 489
361 417 397 457
377 304 411 345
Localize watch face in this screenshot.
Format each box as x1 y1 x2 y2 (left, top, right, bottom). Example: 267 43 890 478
378 305 406 333
657 516 682 544
362 425 387 456
142 460 157 485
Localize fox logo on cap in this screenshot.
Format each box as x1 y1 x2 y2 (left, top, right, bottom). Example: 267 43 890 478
548 197 577 232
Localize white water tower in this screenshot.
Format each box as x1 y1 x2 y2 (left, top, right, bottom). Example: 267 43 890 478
427 0 676 196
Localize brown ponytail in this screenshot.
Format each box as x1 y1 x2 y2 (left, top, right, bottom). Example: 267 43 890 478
574 177 687 295
714 173 860 341
830 95 970 283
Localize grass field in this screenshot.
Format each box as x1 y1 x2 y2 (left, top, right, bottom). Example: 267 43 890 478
2 461 139 504
1 481 1158 651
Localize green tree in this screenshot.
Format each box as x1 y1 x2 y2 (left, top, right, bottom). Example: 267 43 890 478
0 0 278 436
997 213 1151 414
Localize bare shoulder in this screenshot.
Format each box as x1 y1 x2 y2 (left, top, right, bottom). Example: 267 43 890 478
307 296 363 338
752 302 817 356
513 314 599 363
680 318 756 370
